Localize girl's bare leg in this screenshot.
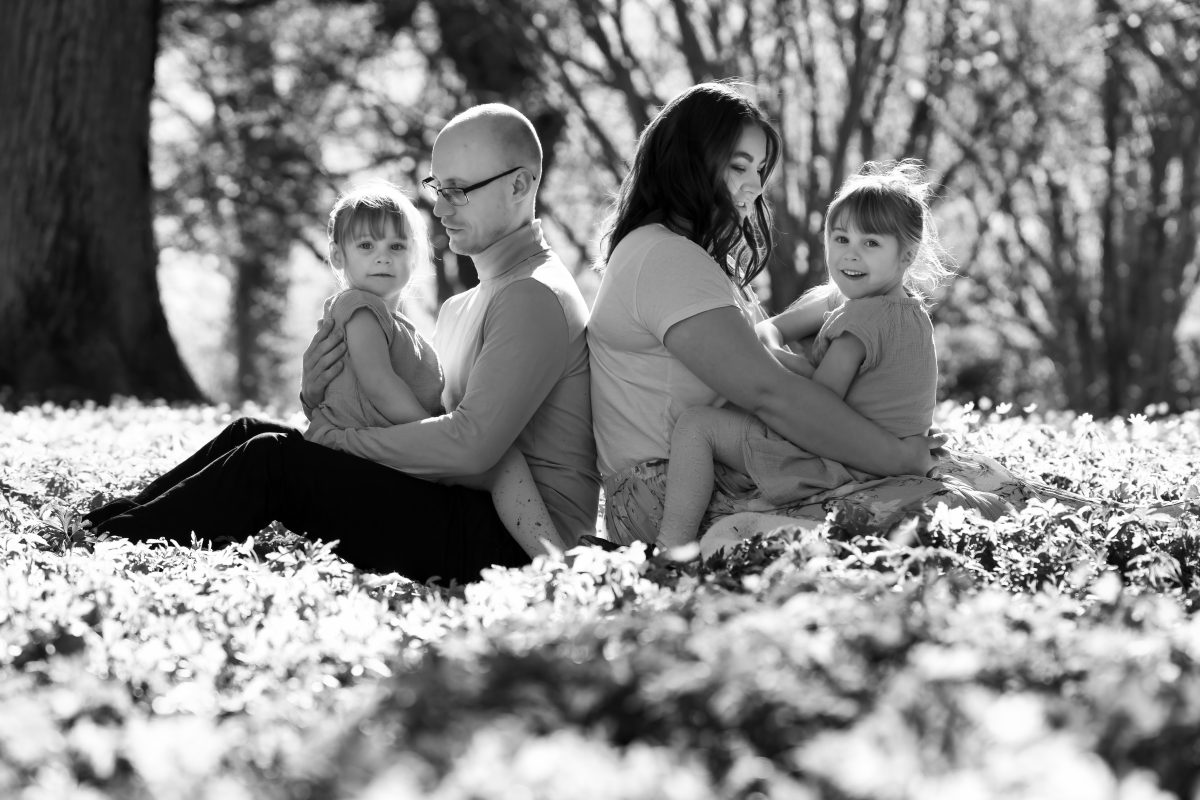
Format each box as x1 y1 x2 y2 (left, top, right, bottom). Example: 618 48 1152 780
460 447 564 558
659 406 753 548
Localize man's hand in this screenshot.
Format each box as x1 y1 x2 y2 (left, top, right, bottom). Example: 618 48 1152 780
300 315 346 412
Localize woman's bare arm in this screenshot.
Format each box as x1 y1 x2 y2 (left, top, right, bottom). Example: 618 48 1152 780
664 306 936 476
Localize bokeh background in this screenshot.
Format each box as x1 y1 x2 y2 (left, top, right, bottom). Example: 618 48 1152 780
3 0 1197 415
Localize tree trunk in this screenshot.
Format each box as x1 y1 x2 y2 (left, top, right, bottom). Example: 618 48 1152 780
0 0 200 406
224 19 290 404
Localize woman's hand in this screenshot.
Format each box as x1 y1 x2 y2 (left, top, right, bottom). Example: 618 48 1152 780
901 427 951 476
925 425 950 449
300 316 346 412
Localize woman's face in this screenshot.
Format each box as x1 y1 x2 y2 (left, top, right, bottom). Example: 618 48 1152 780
724 123 768 220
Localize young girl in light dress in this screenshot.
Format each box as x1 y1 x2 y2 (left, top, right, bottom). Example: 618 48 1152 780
302 181 563 557
658 159 955 549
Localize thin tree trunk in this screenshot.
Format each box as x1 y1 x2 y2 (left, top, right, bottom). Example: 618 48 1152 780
226 21 289 404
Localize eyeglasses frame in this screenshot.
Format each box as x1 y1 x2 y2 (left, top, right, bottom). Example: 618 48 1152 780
421 165 530 206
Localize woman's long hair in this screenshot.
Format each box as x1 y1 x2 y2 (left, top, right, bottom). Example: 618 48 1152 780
599 82 782 288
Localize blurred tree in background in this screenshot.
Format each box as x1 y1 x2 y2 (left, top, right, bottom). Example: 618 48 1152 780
152 0 571 401
154 0 417 402
0 0 200 406
494 0 1199 412
156 3 327 402
3 0 1197 414
931 0 1200 413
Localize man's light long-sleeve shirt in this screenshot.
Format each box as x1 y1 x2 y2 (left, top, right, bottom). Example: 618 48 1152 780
321 221 600 545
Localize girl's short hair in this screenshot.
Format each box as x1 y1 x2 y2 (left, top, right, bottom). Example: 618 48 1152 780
600 81 782 288
327 180 429 289
823 159 955 302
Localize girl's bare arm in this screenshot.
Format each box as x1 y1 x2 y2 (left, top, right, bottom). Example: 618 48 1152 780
344 310 429 424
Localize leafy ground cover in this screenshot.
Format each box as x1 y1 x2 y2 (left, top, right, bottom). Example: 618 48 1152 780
1 400 1198 799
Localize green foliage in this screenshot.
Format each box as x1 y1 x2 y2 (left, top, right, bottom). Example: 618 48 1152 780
1 400 1198 797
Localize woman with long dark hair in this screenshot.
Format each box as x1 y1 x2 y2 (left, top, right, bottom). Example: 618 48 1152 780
588 82 945 547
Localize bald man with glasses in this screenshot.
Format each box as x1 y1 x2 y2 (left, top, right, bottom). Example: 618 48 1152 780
90 104 598 585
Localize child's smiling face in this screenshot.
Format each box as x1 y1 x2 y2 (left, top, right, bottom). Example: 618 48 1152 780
825 220 911 300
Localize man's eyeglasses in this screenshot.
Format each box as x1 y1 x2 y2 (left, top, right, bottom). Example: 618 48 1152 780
421 165 528 207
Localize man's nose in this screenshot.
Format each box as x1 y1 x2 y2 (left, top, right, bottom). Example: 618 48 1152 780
433 193 454 217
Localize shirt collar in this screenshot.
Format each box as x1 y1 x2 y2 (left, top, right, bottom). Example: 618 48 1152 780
473 220 548 281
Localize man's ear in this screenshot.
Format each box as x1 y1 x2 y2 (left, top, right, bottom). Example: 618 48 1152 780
511 167 538 201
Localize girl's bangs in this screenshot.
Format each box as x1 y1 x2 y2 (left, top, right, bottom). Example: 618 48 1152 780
341 206 408 243
831 188 908 236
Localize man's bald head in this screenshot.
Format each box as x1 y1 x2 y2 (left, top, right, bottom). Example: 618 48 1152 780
443 104 543 177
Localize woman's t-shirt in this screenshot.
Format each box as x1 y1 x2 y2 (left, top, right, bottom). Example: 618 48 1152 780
587 223 759 478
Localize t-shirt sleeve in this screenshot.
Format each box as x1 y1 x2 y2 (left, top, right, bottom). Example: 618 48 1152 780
328 289 395 347
821 298 886 371
326 279 569 479
632 238 738 342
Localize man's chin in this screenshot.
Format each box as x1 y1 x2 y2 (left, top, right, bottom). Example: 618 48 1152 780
445 234 474 256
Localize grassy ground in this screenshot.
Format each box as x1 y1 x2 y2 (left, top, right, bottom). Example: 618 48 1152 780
1 400 1197 799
